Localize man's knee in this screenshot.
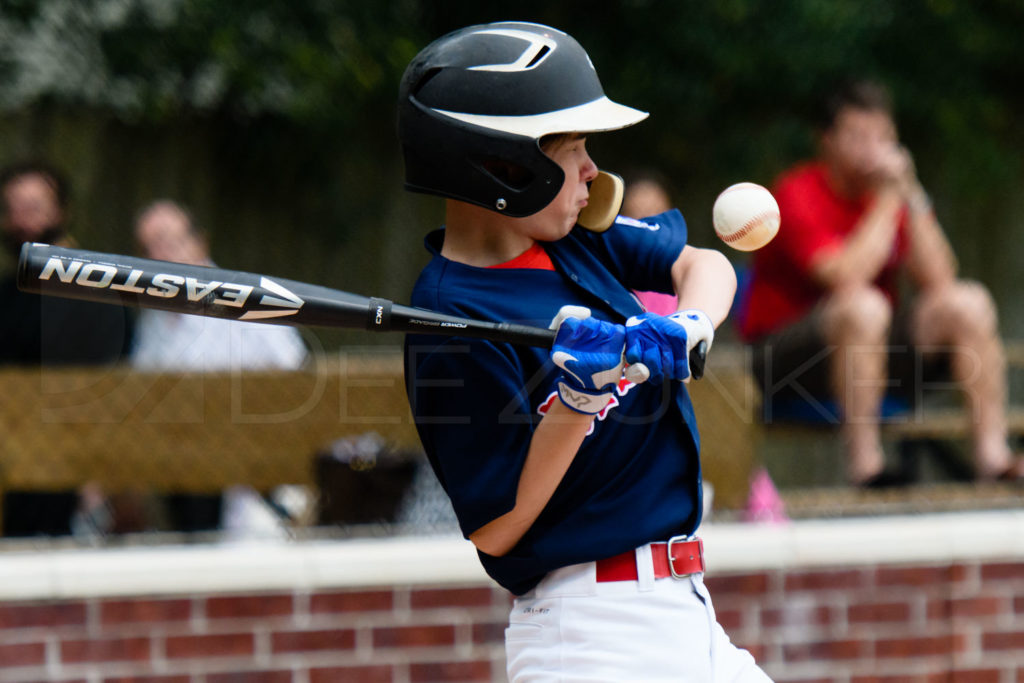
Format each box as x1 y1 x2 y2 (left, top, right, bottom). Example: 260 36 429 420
822 285 893 344
945 280 998 335
917 279 999 342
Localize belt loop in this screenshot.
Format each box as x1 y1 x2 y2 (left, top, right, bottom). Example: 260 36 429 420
636 544 655 592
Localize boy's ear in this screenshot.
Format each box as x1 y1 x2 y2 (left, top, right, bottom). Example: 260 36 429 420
577 171 623 233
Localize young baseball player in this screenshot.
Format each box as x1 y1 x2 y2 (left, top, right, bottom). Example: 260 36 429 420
401 22 772 681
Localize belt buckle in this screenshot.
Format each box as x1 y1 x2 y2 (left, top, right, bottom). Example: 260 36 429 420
667 534 705 579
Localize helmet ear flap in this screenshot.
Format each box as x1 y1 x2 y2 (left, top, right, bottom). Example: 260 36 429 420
401 96 565 216
474 157 536 193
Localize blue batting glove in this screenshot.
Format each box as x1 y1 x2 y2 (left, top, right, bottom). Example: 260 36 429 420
624 309 714 383
549 308 626 415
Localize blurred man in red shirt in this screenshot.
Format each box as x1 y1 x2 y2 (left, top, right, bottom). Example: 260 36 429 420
740 80 1021 487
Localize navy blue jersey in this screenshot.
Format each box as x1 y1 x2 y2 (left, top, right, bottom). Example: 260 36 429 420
404 210 703 595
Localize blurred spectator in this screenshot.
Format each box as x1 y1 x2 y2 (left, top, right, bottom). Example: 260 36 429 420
622 173 678 316
622 173 672 220
131 200 308 371
0 161 134 538
738 80 1023 487
0 161 133 366
128 200 309 535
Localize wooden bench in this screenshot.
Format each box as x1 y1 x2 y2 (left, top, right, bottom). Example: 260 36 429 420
0 353 421 530
731 339 1024 491
0 351 763 524
1 341 1019 526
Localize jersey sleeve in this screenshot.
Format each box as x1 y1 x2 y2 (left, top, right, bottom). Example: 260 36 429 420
405 335 540 537
771 174 844 274
581 209 689 294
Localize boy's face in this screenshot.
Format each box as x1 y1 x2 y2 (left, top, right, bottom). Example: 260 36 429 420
517 135 599 241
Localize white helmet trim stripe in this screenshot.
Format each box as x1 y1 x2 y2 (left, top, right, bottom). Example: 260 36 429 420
431 96 649 139
467 29 559 73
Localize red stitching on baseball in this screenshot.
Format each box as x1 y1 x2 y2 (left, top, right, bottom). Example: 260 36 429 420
722 211 777 243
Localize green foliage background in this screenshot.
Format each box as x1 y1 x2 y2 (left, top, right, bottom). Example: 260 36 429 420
1 0 1022 346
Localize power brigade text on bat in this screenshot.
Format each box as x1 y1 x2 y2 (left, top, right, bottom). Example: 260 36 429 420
38 256 254 308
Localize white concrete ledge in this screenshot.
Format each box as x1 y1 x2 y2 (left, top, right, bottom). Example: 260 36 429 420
701 509 1024 572
0 509 1021 601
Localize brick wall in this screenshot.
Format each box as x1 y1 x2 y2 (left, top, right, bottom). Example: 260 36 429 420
1 560 1021 682
0 584 511 682
2 513 1022 682
709 561 1024 682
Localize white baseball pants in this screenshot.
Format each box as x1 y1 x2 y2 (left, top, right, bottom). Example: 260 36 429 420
505 544 773 682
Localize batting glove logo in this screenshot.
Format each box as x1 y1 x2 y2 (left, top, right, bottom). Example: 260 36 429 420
538 377 637 434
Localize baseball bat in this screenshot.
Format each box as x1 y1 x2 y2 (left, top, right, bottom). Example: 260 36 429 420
16 243 706 379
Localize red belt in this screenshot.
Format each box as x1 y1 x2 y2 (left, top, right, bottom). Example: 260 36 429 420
595 536 704 582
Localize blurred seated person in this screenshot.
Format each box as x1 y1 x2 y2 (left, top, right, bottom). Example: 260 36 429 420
0 161 133 365
622 173 678 316
0 161 133 537
126 200 309 535
738 80 1023 487
131 200 308 371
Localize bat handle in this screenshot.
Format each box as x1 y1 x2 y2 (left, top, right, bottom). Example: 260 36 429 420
501 319 708 380
625 339 708 384
689 340 708 381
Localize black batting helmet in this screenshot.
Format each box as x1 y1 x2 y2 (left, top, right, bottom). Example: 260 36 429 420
398 21 647 218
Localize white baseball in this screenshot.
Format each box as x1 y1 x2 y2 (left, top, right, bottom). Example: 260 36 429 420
712 182 780 251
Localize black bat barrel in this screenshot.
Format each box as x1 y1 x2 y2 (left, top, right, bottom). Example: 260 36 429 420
17 242 373 327
17 242 706 377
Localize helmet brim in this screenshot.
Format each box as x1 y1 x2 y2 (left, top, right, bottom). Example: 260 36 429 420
431 96 648 140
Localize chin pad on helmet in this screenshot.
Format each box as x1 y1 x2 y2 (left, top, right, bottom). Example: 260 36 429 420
577 171 624 232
